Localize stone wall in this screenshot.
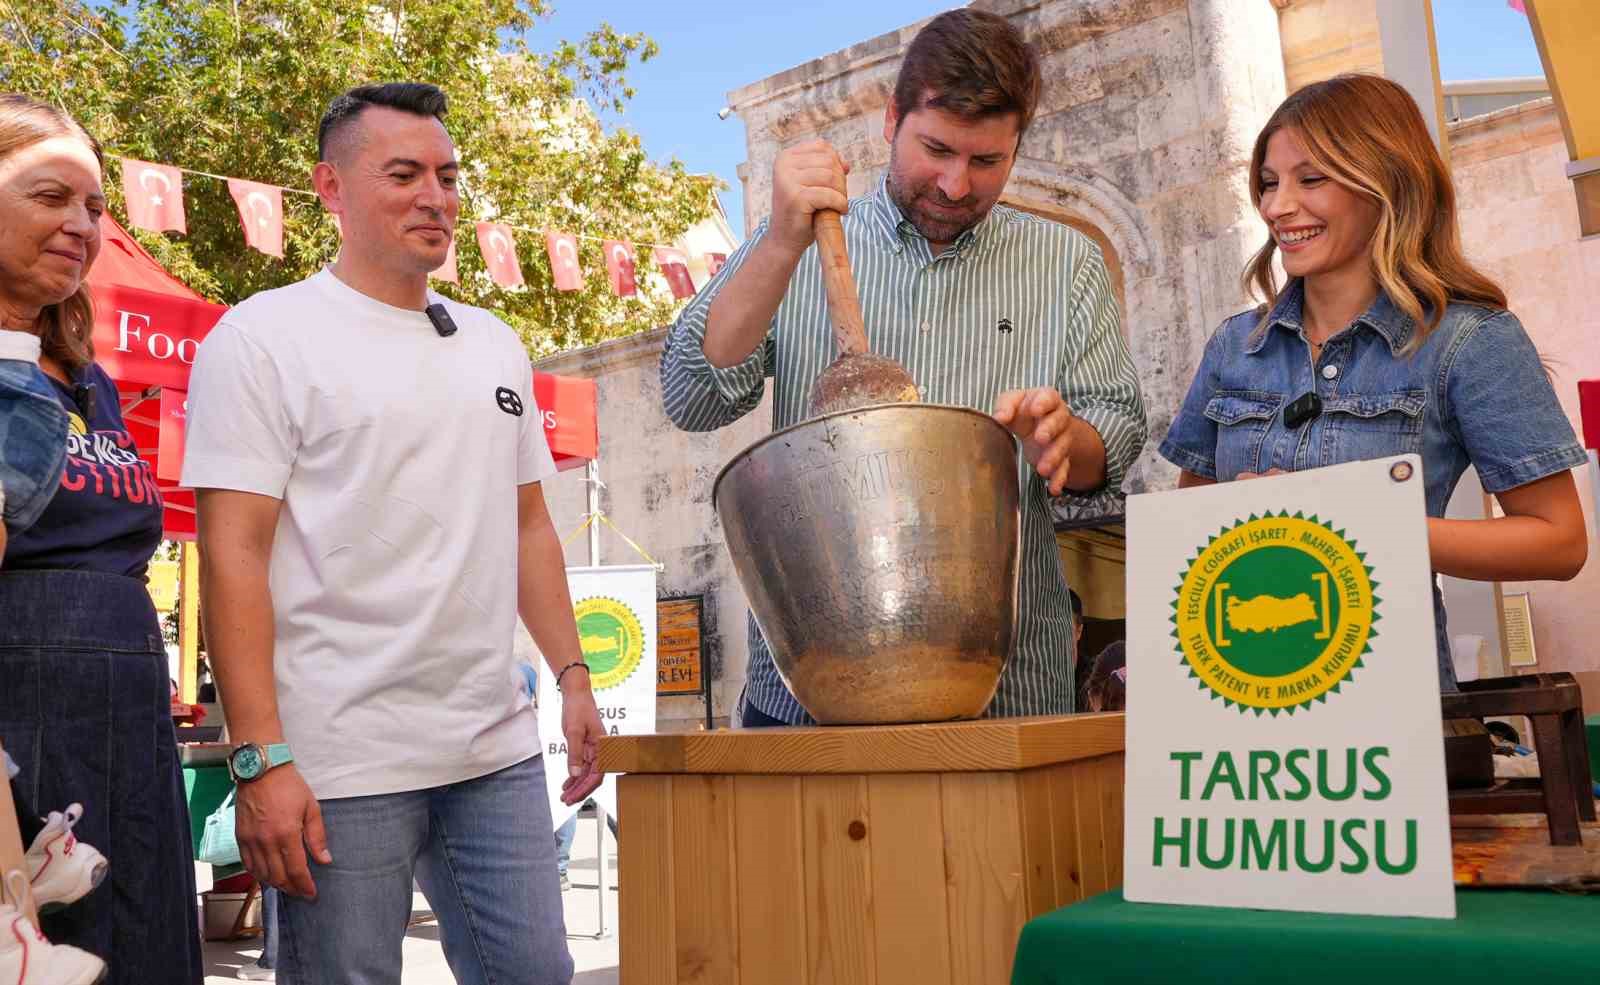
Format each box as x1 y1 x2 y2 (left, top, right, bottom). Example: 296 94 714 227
529 330 772 729
727 0 1289 493
1274 0 1383 94
1449 98 1600 675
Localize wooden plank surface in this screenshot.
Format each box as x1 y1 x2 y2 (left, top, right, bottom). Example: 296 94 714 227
1095 754 1126 889
866 774 952 985
1072 759 1111 896
671 775 739 985
619 774 676 985
600 713 1125 775
802 775 877 985
732 776 808 985
1017 767 1058 918
940 773 1028 985
1046 762 1085 908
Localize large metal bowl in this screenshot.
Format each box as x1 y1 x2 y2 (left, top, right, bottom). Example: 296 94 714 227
713 403 1021 724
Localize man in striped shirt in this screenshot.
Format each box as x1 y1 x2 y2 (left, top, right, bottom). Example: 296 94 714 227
661 9 1147 726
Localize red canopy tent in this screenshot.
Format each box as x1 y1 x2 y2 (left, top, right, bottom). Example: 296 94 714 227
87 215 599 539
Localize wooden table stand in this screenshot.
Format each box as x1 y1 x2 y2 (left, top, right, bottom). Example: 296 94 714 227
599 713 1126 985
1442 673 1596 846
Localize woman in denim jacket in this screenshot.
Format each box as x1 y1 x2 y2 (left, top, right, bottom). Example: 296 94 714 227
1160 74 1588 690
0 94 203 982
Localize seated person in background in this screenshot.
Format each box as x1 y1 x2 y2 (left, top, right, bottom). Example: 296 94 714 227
1159 74 1587 692
1082 641 1126 713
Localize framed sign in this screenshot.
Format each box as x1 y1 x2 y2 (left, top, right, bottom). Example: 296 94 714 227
1123 456 1454 919
656 597 705 695
657 594 714 731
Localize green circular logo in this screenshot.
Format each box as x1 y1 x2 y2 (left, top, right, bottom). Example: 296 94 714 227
573 597 644 690
1173 513 1380 715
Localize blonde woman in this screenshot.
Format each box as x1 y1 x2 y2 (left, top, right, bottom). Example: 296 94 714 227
1159 74 1587 689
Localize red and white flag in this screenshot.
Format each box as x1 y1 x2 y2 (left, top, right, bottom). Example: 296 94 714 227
121 159 186 234
476 222 524 288
604 240 637 297
653 246 696 299
704 252 728 278
431 236 459 285
1508 0 1526 13
225 179 283 258
545 230 583 292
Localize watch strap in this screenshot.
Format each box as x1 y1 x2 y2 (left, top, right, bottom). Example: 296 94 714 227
264 743 294 770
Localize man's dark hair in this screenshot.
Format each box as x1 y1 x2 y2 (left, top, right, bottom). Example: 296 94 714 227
892 9 1041 135
318 82 448 162
1068 589 1083 619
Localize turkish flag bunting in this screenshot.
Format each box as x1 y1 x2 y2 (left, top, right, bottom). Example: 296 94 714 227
654 246 696 299
545 230 583 292
121 159 186 234
431 236 460 285
705 252 728 278
225 179 284 258
603 240 637 297
476 222 524 288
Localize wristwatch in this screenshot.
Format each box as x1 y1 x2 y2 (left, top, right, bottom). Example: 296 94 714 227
227 742 294 783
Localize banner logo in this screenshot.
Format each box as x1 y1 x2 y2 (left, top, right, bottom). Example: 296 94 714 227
1172 512 1378 715
574 596 645 690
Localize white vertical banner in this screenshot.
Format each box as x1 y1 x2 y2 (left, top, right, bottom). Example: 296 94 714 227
539 564 657 829
1123 456 1454 918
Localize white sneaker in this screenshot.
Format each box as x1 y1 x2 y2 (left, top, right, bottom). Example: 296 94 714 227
0 903 107 984
236 964 275 981
25 805 108 912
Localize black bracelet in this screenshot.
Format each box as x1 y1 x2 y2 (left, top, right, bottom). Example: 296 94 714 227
556 661 589 688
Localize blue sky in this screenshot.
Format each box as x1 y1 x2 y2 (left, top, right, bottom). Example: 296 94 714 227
535 0 1545 238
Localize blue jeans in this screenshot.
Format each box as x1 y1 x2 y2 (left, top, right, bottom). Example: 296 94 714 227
0 570 204 984
258 887 279 970
277 754 573 985
0 356 67 533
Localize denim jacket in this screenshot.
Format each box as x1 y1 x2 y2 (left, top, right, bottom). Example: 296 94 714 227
0 332 68 534
1160 280 1586 688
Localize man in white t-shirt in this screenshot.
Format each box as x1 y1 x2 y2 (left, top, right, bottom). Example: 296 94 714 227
183 82 604 985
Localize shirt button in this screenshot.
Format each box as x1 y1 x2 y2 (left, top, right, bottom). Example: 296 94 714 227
1321 364 1339 380
920 321 932 333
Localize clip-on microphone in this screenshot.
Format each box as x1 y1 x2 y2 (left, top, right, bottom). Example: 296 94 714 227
426 303 458 338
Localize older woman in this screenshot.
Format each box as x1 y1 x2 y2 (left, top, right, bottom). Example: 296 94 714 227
1160 74 1588 691
0 94 203 983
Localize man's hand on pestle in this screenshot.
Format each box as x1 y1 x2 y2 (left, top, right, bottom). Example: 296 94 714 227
993 387 1105 496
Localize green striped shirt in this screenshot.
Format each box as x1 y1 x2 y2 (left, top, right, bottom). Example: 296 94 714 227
661 175 1147 723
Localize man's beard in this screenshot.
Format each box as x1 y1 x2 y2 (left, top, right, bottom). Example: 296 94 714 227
885 150 989 245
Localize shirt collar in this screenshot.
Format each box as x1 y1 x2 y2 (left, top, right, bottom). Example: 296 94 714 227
1245 279 1415 355
867 173 997 258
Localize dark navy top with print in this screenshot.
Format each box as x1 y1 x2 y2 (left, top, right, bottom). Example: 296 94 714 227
1160 280 1586 688
2 362 163 578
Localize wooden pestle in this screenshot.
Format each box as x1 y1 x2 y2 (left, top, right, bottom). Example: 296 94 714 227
805 209 922 417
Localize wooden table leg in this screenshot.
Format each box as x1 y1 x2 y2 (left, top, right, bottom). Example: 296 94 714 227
1560 706 1597 822
1530 713 1582 846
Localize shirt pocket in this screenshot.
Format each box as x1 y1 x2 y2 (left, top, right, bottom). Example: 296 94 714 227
1203 390 1280 479
1318 389 1426 464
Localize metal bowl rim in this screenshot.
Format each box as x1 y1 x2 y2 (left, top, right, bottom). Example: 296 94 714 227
711 402 1015 513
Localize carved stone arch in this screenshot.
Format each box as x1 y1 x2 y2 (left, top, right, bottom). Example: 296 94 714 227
1001 159 1157 323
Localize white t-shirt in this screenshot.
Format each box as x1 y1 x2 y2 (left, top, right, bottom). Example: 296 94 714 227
182 269 556 799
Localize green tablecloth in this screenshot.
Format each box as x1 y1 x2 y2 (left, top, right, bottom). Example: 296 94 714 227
1013 890 1600 984
182 764 232 854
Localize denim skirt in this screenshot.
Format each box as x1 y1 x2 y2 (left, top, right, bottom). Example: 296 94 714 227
0 569 204 984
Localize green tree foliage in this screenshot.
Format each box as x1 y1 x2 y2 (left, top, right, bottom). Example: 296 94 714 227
1 0 718 354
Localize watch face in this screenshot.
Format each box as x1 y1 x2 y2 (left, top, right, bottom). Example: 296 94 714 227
233 745 264 780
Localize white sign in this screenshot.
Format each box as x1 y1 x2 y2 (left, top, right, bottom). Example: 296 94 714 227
1123 456 1454 919
538 564 658 829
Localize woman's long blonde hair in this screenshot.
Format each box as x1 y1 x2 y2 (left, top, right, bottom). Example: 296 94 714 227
1244 74 1505 350
0 93 103 371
